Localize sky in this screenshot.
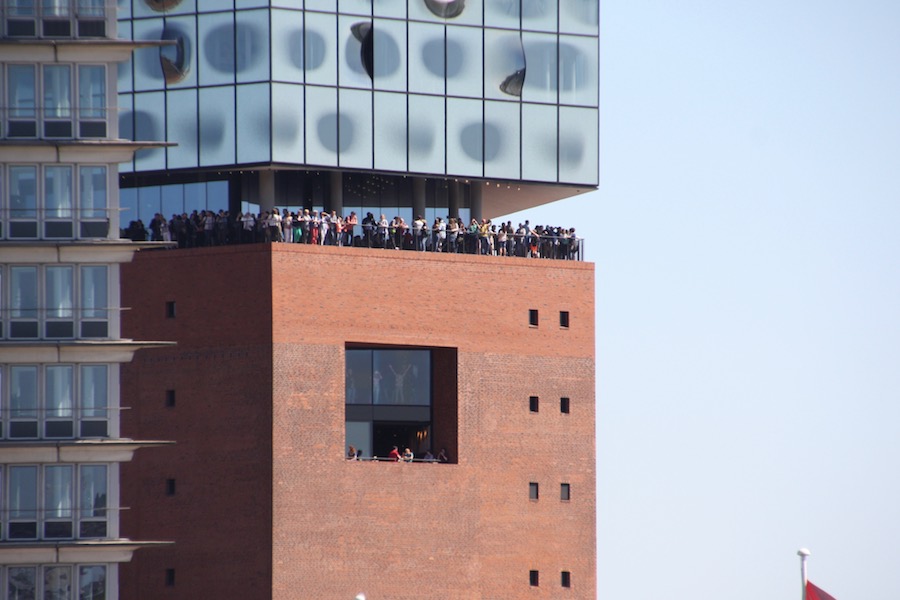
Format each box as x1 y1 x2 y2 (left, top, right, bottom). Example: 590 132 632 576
499 1 900 598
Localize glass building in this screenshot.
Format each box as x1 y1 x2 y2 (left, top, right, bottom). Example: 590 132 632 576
117 0 599 226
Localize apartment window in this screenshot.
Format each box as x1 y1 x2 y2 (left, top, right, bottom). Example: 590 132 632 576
1 565 105 599
165 568 176 586
560 310 570 328
3 64 106 140
529 309 539 327
3 164 109 240
166 301 177 318
560 397 570 414
166 478 177 496
529 570 540 586
165 389 176 408
1 464 108 540
529 482 539 500
529 396 539 412
561 483 571 501
2 1 106 38
561 571 571 588
2 364 110 439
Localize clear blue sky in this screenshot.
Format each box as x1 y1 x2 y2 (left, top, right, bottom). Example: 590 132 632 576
501 1 900 598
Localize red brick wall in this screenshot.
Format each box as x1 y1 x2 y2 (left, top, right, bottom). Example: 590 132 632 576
120 244 595 599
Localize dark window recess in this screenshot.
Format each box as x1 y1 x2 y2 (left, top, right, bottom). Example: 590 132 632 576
165 390 176 408
560 397 570 414
165 569 176 587
529 309 539 327
529 570 540 587
560 310 570 328
529 482 539 500
165 479 176 496
561 483 571 501
561 571 571 588
165 301 176 318
529 396 539 413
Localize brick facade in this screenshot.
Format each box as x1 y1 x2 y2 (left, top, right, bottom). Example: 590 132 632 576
120 244 595 599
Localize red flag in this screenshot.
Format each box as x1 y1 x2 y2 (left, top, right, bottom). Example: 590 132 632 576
807 581 837 600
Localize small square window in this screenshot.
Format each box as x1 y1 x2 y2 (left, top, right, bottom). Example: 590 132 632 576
529 570 540 587
560 483 571 501
529 482 539 500
165 479 176 496
529 309 539 327
165 301 177 318
165 568 175 587
529 396 539 413
165 390 176 408
561 571 571 588
560 311 570 328
560 397 570 414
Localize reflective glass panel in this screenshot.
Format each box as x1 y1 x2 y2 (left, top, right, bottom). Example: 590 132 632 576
271 83 305 163
44 465 73 519
131 19 165 92
7 65 36 118
373 18 406 91
80 365 108 418
445 25 482 98
305 86 338 167
43 566 72 600
558 34 598 107
338 88 373 169
407 94 445 175
198 11 235 87
166 88 198 169
9 466 37 518
46 365 74 417
559 0 599 35
304 11 337 86
80 166 107 219
79 566 106 600
237 84 271 164
271 8 305 83
523 32 558 103
78 65 105 121
372 349 431 405
7 567 37 600
79 465 107 518
80 265 108 319
446 97 483 176
235 9 270 83
484 29 526 101
408 21 444 95
45 166 73 218
10 267 38 319
43 65 72 119
9 166 37 219
46 266 74 319
10 366 38 418
198 86 236 167
339 15 373 89
374 91 407 172
522 103 558 182
484 100 520 180
346 349 372 404
559 105 598 184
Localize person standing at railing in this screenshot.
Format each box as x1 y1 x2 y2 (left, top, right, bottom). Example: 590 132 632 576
388 446 401 461
402 448 414 462
447 217 459 253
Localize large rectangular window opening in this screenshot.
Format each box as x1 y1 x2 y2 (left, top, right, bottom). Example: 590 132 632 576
345 345 457 463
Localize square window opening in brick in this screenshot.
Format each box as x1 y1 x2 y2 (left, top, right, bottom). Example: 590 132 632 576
529 482 539 500
560 483 571 501
165 569 175 587
165 479 176 496
165 301 176 318
560 396 570 414
165 389 176 408
560 310 570 328
561 571 571 588
345 345 458 464
529 309 539 327
529 396 539 413
529 570 540 587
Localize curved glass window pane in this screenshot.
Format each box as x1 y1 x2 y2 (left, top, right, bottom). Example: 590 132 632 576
522 0 558 32
198 12 235 87
166 88 198 169
522 103 558 182
407 94 445 175
446 25 482 98
374 91 407 172
560 0 599 35
523 32 558 103
271 8 305 83
339 88 373 169
559 106 598 185
160 16 196 88
408 21 444 96
484 100 520 180
304 11 337 86
305 86 338 167
373 19 406 92
237 84 271 164
132 19 165 92
133 92 166 171
484 29 525 101
558 34 598 107
272 83 305 163
446 97 483 177
340 15 373 88
235 9 270 83
198 86 236 167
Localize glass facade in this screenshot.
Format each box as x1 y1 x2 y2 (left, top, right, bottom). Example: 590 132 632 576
118 1 599 187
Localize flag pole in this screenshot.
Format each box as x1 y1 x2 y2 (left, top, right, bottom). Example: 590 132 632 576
798 548 810 600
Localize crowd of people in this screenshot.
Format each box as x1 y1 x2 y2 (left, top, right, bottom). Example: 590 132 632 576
123 208 583 260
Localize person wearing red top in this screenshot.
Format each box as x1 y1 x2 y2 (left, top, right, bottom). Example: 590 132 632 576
387 446 401 461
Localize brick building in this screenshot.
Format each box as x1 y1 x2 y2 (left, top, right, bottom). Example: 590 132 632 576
120 244 594 599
